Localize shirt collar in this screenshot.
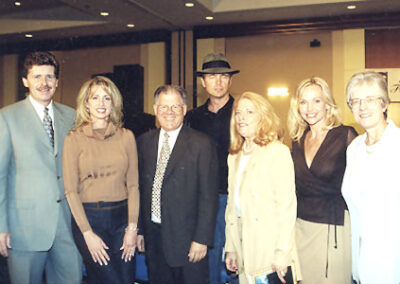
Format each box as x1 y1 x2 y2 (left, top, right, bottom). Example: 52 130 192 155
28 95 54 121
202 95 234 114
160 124 183 140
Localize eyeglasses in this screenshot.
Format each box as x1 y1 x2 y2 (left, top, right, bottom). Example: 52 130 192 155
348 96 382 109
157 104 184 113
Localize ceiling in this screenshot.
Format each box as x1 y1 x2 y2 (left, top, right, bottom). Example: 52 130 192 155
1 0 400 46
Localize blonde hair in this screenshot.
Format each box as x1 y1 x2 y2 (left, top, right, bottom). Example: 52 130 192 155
74 76 123 129
287 77 341 142
229 92 283 154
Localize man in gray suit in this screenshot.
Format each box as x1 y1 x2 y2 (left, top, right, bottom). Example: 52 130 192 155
0 52 82 283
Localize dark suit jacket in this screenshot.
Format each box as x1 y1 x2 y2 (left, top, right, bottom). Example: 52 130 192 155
137 125 219 267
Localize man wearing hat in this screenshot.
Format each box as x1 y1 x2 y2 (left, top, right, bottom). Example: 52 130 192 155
185 53 239 284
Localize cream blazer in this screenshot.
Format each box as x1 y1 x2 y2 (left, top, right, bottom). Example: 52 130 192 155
225 141 301 283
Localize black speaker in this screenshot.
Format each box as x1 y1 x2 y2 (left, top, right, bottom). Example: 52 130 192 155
113 64 144 114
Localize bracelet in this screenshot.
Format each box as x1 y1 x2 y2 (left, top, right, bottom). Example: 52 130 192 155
125 225 138 232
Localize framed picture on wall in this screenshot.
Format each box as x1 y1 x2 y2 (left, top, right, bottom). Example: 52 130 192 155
367 69 400 102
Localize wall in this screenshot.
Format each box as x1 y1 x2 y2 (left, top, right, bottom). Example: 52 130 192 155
0 55 18 108
56 45 141 107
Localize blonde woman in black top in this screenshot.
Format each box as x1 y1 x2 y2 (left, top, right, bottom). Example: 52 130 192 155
287 77 357 284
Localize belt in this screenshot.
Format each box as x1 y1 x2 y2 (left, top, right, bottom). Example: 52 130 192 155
83 199 127 210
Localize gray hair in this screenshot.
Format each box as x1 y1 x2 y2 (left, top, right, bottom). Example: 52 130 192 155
346 71 390 106
154 85 187 104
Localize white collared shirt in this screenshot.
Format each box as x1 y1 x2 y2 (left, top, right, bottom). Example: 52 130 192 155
157 124 183 160
28 95 55 127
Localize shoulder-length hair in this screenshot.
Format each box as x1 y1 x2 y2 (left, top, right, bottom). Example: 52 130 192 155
287 77 341 142
229 92 283 154
74 76 123 129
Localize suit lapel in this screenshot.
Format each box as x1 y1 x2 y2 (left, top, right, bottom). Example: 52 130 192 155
163 126 189 180
146 129 160 180
23 98 54 153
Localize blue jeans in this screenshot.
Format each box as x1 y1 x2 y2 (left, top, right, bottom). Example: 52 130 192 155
209 194 238 284
72 200 135 284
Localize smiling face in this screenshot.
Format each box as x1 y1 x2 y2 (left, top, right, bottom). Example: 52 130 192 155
234 98 261 141
86 85 113 124
22 65 58 106
298 84 328 128
200 73 232 100
153 89 187 132
349 83 387 132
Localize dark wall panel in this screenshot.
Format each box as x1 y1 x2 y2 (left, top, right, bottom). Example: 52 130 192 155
366 29 400 68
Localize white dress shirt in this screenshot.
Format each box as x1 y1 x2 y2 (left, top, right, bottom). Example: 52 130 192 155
342 121 400 284
29 95 55 128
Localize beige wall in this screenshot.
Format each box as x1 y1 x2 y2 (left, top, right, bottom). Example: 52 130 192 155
56 45 141 107
0 55 18 108
140 42 166 114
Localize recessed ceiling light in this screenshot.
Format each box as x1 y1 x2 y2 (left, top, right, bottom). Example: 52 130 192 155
347 5 356 10
126 24 135 28
14 2 21 6
25 34 33 38
205 16 214 20
100 11 109 16
185 2 194 7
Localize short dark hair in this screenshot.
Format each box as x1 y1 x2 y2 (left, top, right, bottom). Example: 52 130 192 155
154 85 187 104
22 51 59 79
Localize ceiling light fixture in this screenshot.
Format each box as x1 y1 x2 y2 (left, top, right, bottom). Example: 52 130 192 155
100 11 109 16
25 34 33 38
205 16 214 20
127 24 135 28
14 2 21 6
185 3 194 7
347 5 356 10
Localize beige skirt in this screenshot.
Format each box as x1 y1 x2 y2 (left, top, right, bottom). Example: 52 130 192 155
296 211 351 284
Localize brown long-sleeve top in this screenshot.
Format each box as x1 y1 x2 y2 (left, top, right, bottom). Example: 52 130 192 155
63 122 139 233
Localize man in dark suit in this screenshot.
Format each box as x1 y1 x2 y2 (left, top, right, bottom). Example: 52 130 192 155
136 85 218 284
0 52 82 283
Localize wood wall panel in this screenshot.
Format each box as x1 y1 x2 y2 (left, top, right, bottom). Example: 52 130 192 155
366 29 400 68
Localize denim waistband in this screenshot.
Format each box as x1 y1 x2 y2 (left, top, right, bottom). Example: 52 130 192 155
83 199 127 210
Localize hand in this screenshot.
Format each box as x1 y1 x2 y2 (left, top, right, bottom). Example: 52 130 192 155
137 235 145 253
0 233 11 257
83 231 110 266
120 230 138 262
188 241 207 263
225 252 238 272
272 264 288 284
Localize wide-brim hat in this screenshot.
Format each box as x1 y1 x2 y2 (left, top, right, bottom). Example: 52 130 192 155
196 53 240 76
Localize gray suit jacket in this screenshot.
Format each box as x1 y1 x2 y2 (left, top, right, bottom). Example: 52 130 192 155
0 97 75 251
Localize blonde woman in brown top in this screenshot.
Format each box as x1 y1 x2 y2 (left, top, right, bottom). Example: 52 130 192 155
63 76 139 284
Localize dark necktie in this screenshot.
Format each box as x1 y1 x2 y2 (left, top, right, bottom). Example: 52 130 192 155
43 107 54 148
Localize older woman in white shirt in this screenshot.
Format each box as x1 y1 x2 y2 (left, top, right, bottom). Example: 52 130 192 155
342 71 400 284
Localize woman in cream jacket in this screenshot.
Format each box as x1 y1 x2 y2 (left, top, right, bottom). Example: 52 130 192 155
225 92 300 283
